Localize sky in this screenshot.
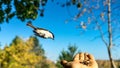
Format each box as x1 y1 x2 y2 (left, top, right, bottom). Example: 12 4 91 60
0 0 120 62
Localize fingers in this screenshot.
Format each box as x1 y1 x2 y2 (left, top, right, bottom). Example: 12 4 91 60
84 53 98 68
61 60 68 66
84 53 89 61
73 52 84 62
79 53 85 62
73 52 96 66
86 53 95 60
74 52 95 61
61 60 73 68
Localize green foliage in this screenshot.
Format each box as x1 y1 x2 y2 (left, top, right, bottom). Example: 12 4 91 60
56 44 80 68
0 36 56 68
26 36 45 56
0 0 82 23
0 0 47 23
59 45 78 61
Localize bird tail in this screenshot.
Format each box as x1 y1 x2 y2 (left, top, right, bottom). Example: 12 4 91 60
27 21 36 29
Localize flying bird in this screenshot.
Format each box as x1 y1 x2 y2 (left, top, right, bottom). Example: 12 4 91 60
27 21 54 40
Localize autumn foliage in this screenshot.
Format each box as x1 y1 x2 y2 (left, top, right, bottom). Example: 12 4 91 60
0 36 56 68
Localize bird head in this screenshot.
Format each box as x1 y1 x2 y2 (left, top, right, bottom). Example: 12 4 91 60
49 33 54 40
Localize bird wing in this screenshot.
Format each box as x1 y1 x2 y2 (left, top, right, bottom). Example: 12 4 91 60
33 30 45 37
34 33 45 38
33 29 54 39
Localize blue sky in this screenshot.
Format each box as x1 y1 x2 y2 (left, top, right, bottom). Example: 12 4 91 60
0 0 120 62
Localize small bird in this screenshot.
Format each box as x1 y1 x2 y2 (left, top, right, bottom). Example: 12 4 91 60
27 21 54 40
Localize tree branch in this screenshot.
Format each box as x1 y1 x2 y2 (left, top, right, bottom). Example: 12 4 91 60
91 31 107 41
95 21 108 47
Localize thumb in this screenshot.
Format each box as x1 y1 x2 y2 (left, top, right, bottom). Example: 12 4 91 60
61 60 68 66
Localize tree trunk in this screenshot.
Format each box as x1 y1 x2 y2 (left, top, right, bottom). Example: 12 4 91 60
107 46 116 68
107 0 116 68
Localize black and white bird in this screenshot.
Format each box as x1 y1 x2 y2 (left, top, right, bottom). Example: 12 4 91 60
27 21 54 40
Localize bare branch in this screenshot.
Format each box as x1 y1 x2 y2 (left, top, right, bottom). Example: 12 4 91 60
112 35 120 41
95 21 108 47
91 31 108 41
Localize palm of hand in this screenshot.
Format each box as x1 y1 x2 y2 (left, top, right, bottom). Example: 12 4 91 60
61 53 98 68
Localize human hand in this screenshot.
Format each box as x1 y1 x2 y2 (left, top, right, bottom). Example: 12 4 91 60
61 52 98 68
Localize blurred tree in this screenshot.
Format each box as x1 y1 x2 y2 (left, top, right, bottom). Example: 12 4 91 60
0 0 47 23
0 36 56 68
26 36 45 56
56 44 80 68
